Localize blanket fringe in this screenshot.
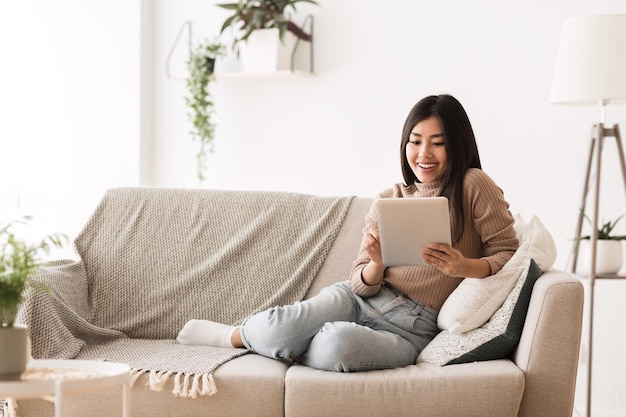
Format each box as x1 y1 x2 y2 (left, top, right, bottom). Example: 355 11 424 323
129 368 148 387
148 370 174 392
172 372 217 398
202 373 217 396
1 398 17 417
127 368 217 398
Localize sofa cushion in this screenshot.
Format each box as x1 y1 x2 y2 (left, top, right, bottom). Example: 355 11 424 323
285 360 524 417
417 258 542 366
437 214 556 333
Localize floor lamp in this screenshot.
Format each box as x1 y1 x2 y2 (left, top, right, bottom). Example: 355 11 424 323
550 14 626 417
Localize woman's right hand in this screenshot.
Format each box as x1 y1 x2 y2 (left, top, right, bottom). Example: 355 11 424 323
361 229 386 286
364 229 383 265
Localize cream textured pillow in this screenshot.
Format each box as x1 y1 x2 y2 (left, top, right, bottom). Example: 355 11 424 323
437 214 556 333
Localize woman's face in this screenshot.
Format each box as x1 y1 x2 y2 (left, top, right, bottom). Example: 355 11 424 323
405 116 448 184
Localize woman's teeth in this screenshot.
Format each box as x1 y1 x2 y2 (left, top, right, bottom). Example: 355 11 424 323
418 163 437 169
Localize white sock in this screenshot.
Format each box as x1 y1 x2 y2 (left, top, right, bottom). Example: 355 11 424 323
176 319 236 348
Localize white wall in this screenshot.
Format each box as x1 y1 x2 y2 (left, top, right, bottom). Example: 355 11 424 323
150 0 626 267
0 0 141 246
148 1 626 415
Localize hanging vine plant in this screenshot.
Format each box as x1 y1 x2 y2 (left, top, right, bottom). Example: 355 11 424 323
185 39 226 183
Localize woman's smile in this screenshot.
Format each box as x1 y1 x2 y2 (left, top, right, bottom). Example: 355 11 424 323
417 162 438 169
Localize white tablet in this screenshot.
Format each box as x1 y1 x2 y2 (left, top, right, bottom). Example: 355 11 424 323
375 197 451 266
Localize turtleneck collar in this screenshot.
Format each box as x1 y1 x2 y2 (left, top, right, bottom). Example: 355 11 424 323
412 179 443 195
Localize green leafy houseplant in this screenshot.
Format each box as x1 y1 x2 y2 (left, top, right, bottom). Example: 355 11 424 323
185 39 226 183
0 217 65 328
217 0 318 50
579 214 626 240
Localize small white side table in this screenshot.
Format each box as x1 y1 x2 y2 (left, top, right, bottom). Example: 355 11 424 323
0 359 131 417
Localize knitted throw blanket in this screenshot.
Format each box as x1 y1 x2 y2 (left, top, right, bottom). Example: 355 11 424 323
17 188 354 398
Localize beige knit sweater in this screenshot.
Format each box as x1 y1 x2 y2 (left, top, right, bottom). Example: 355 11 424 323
350 168 519 311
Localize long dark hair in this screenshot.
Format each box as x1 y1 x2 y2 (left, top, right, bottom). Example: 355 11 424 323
400 94 482 243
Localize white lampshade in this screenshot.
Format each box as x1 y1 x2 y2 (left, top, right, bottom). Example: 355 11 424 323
550 14 626 105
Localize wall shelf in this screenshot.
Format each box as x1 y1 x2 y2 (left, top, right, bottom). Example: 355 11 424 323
165 21 192 80
166 15 314 80
214 70 314 78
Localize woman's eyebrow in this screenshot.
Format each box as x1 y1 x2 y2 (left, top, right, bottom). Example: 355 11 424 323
410 131 444 138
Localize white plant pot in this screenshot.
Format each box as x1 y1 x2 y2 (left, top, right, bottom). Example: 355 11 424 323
239 28 298 73
0 324 30 380
577 239 624 275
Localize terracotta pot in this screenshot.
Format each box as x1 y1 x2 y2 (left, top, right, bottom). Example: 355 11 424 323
0 324 30 380
577 239 624 275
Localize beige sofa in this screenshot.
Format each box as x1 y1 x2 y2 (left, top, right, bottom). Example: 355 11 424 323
12 187 583 417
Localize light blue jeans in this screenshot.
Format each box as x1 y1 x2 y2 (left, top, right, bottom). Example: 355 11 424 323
239 281 440 372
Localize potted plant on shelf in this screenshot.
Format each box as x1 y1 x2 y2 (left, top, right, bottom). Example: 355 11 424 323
217 0 318 72
577 214 626 275
0 217 65 380
185 39 225 184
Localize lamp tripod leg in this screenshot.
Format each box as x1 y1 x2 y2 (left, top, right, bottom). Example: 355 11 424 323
613 125 626 194
571 127 597 273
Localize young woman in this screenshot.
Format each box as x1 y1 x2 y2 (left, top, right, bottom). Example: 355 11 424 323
177 94 519 372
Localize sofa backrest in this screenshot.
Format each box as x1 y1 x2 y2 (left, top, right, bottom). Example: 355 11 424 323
74 187 355 339
304 197 373 299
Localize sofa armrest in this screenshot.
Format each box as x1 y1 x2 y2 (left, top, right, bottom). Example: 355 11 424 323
32 259 92 318
513 269 584 417
17 259 125 359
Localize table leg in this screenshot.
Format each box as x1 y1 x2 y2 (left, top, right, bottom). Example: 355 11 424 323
122 381 131 417
54 380 64 417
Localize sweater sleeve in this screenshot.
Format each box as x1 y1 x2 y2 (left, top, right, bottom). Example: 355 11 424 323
464 169 519 274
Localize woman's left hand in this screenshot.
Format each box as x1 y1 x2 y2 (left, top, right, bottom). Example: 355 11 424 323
421 243 467 277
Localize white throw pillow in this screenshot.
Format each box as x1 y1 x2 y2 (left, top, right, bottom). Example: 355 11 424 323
515 215 557 272
437 214 556 333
